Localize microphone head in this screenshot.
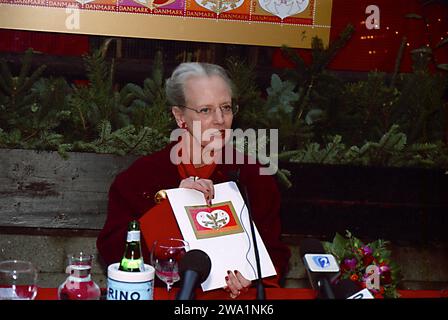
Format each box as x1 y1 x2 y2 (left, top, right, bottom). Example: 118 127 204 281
300 238 340 275
333 279 360 299
179 249 212 283
299 238 326 257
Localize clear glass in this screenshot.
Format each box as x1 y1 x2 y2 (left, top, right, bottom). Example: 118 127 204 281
0 260 38 300
57 252 101 300
151 238 189 293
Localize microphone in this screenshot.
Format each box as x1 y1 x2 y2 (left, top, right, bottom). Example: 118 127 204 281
333 279 375 299
176 249 212 300
227 168 265 300
300 238 340 299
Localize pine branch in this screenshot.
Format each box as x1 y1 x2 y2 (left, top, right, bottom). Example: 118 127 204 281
390 37 407 88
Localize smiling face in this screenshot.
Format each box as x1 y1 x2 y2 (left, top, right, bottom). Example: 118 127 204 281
172 74 234 149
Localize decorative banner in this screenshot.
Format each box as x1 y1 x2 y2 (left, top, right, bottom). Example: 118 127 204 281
258 0 310 20
0 0 333 48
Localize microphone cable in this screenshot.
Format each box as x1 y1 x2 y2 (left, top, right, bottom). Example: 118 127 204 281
237 201 257 279
238 188 265 300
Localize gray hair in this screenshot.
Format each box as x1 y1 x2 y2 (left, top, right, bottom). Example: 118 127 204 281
165 62 234 107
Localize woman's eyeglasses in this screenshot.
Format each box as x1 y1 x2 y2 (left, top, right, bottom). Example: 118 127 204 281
179 103 239 117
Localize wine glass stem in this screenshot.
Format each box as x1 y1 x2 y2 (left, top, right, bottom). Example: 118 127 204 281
167 282 172 293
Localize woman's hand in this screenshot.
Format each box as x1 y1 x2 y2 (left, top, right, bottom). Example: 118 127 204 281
179 176 214 206
224 270 252 299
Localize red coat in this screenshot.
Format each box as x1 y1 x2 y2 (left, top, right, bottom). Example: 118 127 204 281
96 142 291 280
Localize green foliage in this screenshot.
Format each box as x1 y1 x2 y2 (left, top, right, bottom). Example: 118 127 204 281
0 49 73 151
274 20 447 156
0 48 46 131
66 120 169 158
286 135 347 164
395 56 447 143
288 124 448 168
226 56 270 130
272 25 356 148
280 24 355 124
1 30 447 178
67 41 135 141
225 24 447 189
340 73 401 145
124 50 174 136
265 74 314 151
0 49 46 127
0 42 171 157
337 46 447 147
266 74 299 114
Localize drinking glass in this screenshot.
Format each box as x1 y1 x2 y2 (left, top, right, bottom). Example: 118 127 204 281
0 260 38 300
150 238 189 293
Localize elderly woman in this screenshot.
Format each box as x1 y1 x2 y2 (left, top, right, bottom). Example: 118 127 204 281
97 62 290 298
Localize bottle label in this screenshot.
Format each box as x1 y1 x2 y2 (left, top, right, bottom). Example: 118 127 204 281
120 258 144 271
107 278 153 300
127 230 140 242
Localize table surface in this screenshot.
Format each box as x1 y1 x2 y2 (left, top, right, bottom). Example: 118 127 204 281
36 287 448 300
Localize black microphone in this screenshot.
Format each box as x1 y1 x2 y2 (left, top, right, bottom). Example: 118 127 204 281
332 279 375 299
300 238 340 299
176 249 212 300
227 168 265 300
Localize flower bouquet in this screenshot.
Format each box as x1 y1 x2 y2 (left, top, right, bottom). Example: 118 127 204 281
323 230 401 298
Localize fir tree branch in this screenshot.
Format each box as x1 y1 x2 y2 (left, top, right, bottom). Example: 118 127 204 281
126 127 149 155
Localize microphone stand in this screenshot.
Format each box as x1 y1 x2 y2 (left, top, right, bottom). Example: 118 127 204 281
243 186 265 300
318 277 336 299
232 169 265 300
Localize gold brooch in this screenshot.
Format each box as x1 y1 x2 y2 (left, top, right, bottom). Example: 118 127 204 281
154 190 167 204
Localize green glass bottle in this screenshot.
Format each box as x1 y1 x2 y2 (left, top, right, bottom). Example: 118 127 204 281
119 220 145 272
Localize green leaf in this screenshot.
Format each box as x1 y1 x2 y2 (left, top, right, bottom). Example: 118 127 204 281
329 232 349 259
411 47 433 55
436 38 448 49
404 13 423 19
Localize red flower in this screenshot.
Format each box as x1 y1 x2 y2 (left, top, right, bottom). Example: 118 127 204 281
341 258 358 271
350 274 359 282
379 262 391 273
381 271 392 284
362 255 374 266
374 286 385 298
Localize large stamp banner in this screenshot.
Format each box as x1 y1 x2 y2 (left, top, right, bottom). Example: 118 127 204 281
0 0 332 48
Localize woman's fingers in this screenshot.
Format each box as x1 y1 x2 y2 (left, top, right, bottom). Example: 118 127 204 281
225 270 252 299
227 271 243 291
179 177 214 206
196 179 214 205
225 274 240 297
234 270 252 290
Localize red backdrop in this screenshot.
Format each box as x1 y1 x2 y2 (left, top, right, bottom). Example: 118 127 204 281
273 0 448 72
0 30 89 56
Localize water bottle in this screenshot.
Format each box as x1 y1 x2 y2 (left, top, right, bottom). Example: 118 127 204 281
57 252 101 300
119 220 145 272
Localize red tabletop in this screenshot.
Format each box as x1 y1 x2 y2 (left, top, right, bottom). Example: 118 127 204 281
36 287 448 300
